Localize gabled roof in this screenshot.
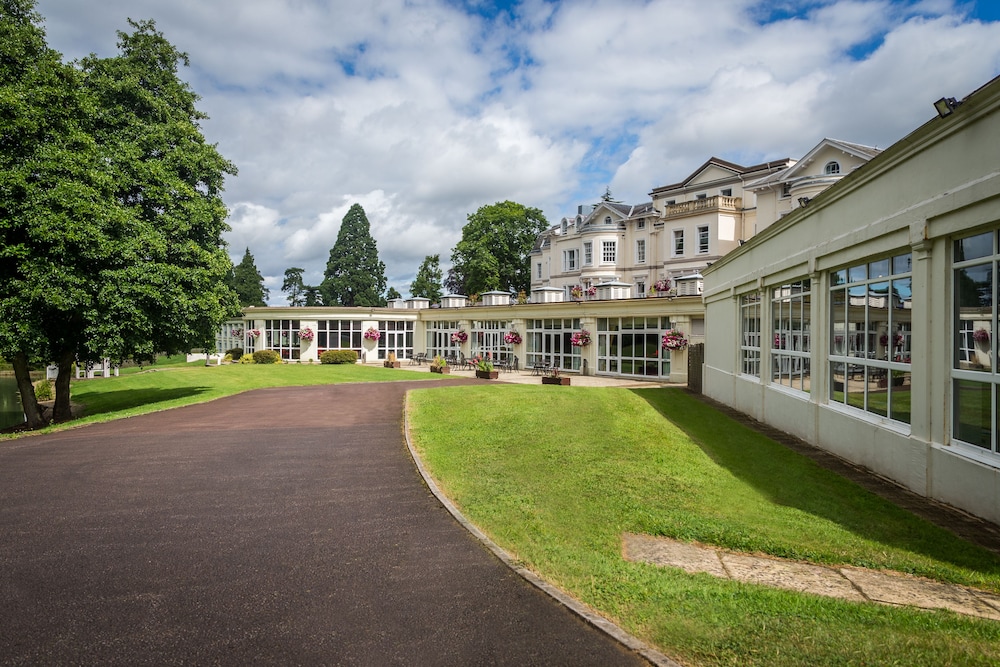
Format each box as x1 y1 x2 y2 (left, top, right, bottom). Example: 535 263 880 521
746 138 882 189
650 157 793 196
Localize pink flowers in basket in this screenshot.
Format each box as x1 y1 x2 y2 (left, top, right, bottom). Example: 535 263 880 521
661 329 688 351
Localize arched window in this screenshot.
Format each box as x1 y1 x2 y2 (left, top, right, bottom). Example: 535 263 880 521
604 216 613 225
824 161 841 175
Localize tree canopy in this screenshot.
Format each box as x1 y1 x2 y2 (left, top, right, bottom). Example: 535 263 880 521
281 267 306 306
320 204 386 307
449 201 547 296
0 4 238 425
231 248 268 307
410 254 443 302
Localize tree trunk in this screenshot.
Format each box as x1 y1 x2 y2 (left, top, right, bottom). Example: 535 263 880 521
12 351 47 430
52 348 75 422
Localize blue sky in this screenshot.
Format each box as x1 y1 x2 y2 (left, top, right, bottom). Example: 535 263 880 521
35 0 1000 302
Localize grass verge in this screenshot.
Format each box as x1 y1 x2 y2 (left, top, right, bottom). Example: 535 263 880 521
1 360 432 439
408 385 1000 667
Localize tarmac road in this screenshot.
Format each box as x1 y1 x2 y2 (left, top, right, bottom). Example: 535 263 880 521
0 381 650 666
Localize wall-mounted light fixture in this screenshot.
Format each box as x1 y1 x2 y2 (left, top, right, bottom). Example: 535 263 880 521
934 97 960 118
798 197 811 208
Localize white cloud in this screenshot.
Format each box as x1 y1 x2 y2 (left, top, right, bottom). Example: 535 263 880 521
33 0 1000 300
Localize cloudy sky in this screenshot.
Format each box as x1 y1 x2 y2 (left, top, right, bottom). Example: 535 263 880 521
34 0 1000 303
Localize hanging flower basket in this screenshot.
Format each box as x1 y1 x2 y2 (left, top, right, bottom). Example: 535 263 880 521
299 327 315 341
661 329 688 351
974 328 990 345
247 329 261 339
504 330 522 345
451 330 468 343
363 327 381 341
570 285 584 299
570 329 591 347
586 285 597 297
231 328 244 338
654 279 671 293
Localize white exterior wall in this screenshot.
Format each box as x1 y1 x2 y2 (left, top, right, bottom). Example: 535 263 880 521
703 76 1000 523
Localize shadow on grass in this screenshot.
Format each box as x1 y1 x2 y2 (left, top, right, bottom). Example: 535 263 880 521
631 386 1000 577
77 386 213 417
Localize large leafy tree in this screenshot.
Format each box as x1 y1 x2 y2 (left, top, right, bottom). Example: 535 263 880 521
0 8 239 425
0 0 93 427
232 247 268 306
410 254 443 303
281 267 306 306
320 203 386 307
450 201 547 296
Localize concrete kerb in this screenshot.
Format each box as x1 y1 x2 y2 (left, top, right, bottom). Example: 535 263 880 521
402 393 682 667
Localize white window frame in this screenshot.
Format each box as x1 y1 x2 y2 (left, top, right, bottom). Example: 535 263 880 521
601 240 617 264
583 241 593 266
672 229 684 256
830 253 913 427
952 231 999 460
770 280 811 393
636 239 646 264
697 226 709 254
636 219 646 230
563 249 578 272
739 293 761 377
825 161 841 175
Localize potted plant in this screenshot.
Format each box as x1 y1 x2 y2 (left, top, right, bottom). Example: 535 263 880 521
541 365 570 386
474 357 498 380
430 355 451 374
384 351 400 368
570 329 591 347
451 330 468 344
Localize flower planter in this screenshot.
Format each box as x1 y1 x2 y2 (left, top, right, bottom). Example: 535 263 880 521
541 376 571 386
475 370 499 380
384 361 400 368
430 366 451 374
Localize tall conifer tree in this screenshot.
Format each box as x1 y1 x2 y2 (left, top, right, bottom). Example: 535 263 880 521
320 204 386 307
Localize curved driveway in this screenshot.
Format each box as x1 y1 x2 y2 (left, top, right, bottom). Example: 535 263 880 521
0 381 649 665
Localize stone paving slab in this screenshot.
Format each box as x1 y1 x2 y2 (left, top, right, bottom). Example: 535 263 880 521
622 534 1000 621
721 552 866 602
841 567 1000 621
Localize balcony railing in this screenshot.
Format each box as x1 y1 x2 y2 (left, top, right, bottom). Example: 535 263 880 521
661 196 742 219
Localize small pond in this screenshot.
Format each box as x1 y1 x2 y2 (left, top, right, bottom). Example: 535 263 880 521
0 376 25 429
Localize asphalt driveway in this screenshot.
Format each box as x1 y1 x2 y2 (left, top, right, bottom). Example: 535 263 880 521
0 381 649 665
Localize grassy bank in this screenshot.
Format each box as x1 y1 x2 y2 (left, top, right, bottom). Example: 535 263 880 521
1 359 431 438
408 385 1000 666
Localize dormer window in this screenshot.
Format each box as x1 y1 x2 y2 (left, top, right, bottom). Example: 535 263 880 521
825 161 841 175
636 219 646 230
604 216 613 225
695 193 707 200
781 183 792 198
721 188 732 197
561 219 568 235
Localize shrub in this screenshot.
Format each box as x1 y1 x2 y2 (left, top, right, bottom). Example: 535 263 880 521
253 349 281 364
239 353 256 364
225 347 244 360
33 379 54 401
222 354 233 363
320 350 359 365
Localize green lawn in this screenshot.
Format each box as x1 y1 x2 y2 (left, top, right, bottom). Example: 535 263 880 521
2 359 432 438
408 385 1000 667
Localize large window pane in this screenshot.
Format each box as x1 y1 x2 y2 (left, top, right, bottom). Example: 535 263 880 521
954 380 991 449
955 263 993 372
